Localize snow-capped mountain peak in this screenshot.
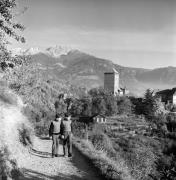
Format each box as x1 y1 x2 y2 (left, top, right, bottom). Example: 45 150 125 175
11 47 41 56
24 47 41 55
11 45 73 58
45 45 71 58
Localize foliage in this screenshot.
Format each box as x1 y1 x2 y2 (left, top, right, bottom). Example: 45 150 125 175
92 96 106 115
130 89 160 120
117 96 133 115
70 98 84 117
72 121 87 139
18 123 34 146
0 0 25 42
89 88 118 116
143 89 158 120
104 93 118 116
90 131 116 156
154 139 176 180
114 136 158 180
130 97 145 115
0 147 21 179
70 87 132 117
80 96 92 116
2 56 86 135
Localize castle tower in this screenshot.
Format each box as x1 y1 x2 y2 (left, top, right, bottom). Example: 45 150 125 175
104 68 119 95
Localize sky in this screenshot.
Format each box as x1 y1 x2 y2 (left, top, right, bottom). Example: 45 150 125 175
8 0 176 69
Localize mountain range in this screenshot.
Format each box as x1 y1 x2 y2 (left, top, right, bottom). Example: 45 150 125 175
13 46 176 96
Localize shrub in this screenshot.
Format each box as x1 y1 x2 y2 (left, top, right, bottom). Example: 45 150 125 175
34 119 51 136
156 155 176 180
114 136 158 180
18 124 34 146
90 131 116 157
72 121 87 139
0 147 21 179
127 146 156 180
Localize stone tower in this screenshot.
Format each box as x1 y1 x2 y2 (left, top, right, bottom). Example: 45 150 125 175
104 68 119 95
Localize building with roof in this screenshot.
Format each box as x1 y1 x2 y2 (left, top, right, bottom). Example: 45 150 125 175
93 114 107 123
78 114 107 124
155 88 176 105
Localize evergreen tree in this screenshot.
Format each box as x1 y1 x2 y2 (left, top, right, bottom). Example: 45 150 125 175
143 89 158 120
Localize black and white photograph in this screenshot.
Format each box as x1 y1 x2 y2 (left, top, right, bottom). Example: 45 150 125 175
0 0 176 179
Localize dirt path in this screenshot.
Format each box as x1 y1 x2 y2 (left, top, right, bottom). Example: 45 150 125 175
18 137 104 180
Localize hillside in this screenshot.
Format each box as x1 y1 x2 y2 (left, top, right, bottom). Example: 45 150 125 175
20 47 176 96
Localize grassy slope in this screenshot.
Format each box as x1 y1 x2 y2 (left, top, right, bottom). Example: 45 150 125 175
73 137 134 180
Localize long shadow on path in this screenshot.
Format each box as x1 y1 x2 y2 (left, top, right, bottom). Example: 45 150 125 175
29 148 52 158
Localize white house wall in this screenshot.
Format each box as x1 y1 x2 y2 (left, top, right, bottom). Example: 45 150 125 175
173 94 176 105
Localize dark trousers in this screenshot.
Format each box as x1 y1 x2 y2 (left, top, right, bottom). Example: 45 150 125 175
63 132 72 156
52 134 60 156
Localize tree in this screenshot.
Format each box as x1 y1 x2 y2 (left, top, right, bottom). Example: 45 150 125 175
92 96 106 116
80 96 92 116
143 89 158 120
0 0 25 42
104 94 118 116
130 97 145 115
89 88 118 116
70 98 83 116
88 87 105 98
117 96 132 115
0 0 26 71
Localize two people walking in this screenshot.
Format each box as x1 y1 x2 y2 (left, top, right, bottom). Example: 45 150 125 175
49 112 72 158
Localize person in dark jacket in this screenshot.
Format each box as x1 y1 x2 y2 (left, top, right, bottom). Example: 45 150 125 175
49 114 62 157
60 113 72 157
